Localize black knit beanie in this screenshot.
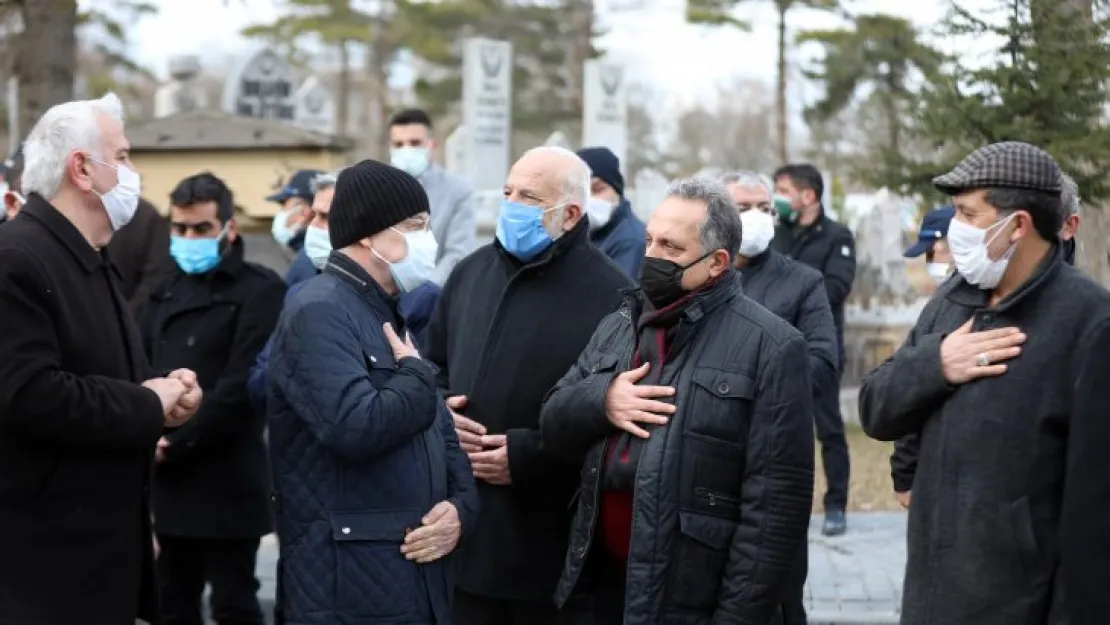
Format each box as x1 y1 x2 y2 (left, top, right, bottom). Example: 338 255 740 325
577 146 625 197
328 159 430 249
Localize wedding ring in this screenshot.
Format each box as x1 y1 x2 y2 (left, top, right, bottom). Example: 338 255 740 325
976 352 990 367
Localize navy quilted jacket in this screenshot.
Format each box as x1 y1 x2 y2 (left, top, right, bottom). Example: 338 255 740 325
267 253 478 625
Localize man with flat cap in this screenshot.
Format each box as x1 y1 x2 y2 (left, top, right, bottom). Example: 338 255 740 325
857 141 1110 624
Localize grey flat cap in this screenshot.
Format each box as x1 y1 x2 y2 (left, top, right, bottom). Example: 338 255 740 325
933 141 1062 196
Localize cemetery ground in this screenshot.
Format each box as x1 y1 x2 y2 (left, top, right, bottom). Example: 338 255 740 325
815 423 902 513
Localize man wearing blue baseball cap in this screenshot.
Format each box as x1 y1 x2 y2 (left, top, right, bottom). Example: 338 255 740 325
268 169 320 253
903 206 955 286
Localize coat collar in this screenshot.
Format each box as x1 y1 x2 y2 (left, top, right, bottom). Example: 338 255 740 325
21 193 107 275
323 250 405 330
623 268 741 325
742 248 779 272
590 198 633 241
945 241 1063 313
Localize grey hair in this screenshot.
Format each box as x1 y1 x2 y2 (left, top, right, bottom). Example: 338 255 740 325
1060 172 1080 216
522 145 591 207
23 92 125 200
313 168 344 192
666 177 743 259
719 170 773 200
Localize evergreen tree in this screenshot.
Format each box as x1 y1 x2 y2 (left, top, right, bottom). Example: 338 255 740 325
896 0 1110 204
797 13 942 190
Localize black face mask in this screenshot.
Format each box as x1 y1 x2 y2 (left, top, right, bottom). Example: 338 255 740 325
639 252 713 308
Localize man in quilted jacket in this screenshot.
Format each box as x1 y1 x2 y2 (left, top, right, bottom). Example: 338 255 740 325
266 160 479 624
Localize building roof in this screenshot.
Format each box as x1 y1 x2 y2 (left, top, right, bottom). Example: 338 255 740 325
128 109 351 152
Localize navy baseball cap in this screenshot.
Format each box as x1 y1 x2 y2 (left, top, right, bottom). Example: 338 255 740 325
904 206 955 258
267 169 322 203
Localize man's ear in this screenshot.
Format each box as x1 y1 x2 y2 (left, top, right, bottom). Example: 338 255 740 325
563 203 583 231
711 249 732 277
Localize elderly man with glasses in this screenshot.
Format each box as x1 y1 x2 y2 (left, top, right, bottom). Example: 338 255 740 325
247 170 443 415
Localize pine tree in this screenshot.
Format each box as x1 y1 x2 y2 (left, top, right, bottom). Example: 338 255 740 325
897 0 1110 204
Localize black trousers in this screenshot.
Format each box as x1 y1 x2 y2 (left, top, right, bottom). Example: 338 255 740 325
453 590 594 625
815 343 850 511
157 535 264 625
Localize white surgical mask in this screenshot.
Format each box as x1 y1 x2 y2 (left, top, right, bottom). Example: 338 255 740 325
89 157 140 231
390 147 431 178
371 228 438 293
304 225 332 270
947 213 1017 289
738 210 776 257
926 262 952 284
271 208 298 246
585 197 616 231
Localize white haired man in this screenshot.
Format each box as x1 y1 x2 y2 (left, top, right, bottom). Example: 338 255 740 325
424 146 632 624
0 93 201 625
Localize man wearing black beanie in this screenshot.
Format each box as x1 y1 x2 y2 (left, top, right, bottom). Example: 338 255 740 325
265 159 480 625
576 146 646 278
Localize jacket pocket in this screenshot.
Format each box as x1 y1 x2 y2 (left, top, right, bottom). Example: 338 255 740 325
685 368 755 442
668 511 735 612
330 509 424 619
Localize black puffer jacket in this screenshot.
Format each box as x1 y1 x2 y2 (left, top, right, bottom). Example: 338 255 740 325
539 271 815 625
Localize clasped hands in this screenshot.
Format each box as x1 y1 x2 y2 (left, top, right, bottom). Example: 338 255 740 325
447 395 511 485
143 368 202 463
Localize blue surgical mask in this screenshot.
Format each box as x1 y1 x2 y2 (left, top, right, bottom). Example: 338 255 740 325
390 147 431 178
170 231 224 275
496 200 559 262
304 225 332 270
371 228 439 293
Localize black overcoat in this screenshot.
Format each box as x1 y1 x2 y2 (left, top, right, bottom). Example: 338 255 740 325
0 195 165 625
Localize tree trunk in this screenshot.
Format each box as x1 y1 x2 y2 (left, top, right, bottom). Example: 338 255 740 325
775 8 788 164
15 0 78 135
336 40 350 138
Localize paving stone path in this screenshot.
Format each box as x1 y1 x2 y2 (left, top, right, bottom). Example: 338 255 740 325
805 512 905 624
238 512 906 625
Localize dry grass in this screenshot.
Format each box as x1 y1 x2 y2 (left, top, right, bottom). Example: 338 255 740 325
812 423 904 513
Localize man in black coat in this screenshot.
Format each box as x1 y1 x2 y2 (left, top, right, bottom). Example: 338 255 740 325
539 177 814 625
859 141 1110 624
724 171 839 625
108 196 172 314
424 146 632 624
139 173 285 625
0 92 201 625
770 163 854 536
